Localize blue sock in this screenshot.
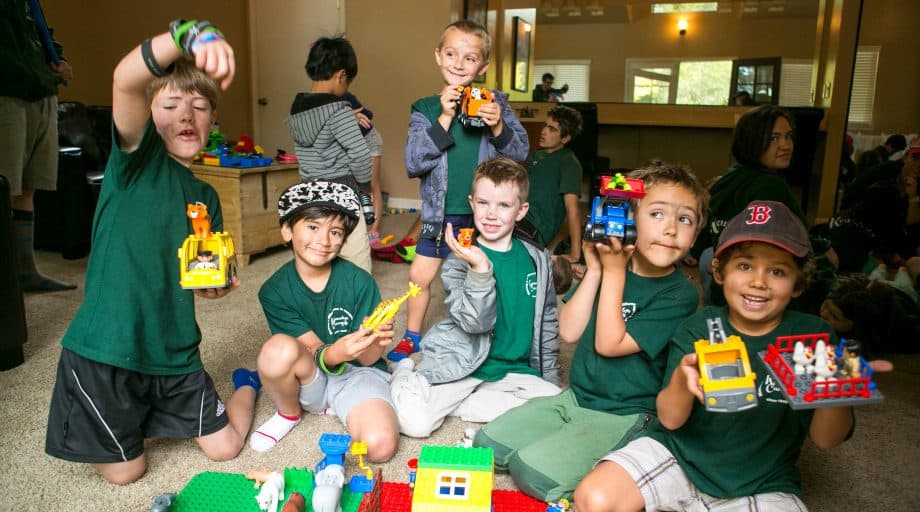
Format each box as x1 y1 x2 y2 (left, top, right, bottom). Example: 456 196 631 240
404 330 421 345
232 368 261 392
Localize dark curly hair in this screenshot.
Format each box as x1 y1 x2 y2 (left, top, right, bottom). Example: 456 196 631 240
547 105 583 141
305 35 358 83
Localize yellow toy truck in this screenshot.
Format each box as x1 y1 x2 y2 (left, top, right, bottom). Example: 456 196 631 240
695 318 758 412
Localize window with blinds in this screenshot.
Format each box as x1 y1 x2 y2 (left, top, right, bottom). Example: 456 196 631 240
848 46 880 128
532 61 590 102
779 60 813 106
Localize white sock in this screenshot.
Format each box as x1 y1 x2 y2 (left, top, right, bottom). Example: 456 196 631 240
249 411 301 452
397 358 416 371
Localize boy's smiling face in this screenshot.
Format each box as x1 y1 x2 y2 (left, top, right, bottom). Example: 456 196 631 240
468 178 528 250
629 182 701 277
714 242 803 336
151 85 214 166
282 215 347 271
435 28 489 87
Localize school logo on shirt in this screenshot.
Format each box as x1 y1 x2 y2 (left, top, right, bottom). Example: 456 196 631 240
757 374 788 404
525 272 538 297
327 307 354 336
621 303 637 321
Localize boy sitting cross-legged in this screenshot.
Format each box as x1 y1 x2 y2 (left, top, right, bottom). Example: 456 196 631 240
575 200 854 512
475 163 708 502
390 157 562 438
250 181 398 462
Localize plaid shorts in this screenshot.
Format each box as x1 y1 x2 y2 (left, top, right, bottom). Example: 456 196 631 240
602 437 808 512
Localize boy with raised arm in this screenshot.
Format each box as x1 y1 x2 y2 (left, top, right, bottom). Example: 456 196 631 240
45 21 257 485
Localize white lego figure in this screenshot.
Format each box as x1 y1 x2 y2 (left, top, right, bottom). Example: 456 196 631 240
312 463 345 512
813 339 827 363
255 471 284 512
792 341 814 375
813 354 838 383
470 87 483 99
459 427 476 448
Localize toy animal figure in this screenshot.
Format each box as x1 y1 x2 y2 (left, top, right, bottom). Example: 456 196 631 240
255 471 285 512
187 202 211 239
150 493 176 512
813 354 837 382
281 492 306 512
362 282 422 331
312 463 345 512
792 341 815 375
458 228 474 248
246 469 274 488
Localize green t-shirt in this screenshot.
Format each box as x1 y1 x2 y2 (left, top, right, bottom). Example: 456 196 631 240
413 95 482 215
648 305 839 499
566 268 698 415
258 258 386 371
523 147 582 245
61 121 223 375
473 239 538 381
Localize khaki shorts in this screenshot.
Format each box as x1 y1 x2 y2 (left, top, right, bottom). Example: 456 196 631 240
364 128 383 157
0 96 59 196
603 437 808 512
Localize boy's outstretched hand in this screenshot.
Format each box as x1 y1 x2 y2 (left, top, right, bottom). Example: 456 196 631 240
332 326 392 362
193 37 235 90
476 101 504 136
444 222 489 272
193 275 240 299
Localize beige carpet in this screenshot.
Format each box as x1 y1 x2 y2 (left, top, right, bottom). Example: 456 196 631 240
2 212 919 511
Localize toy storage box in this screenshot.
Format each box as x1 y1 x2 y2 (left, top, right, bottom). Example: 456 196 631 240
190 162 300 266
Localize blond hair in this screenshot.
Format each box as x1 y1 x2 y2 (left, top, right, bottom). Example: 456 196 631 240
439 20 491 61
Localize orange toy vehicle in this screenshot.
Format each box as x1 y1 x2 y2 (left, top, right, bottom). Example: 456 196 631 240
458 85 494 128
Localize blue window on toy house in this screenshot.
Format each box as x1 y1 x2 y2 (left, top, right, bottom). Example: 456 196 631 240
437 472 470 500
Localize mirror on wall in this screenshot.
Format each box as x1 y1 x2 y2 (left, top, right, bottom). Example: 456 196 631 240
500 0 820 106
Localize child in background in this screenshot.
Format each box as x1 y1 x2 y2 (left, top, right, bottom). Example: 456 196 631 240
285 36 372 273
575 201 854 512
390 158 561 438
475 164 707 502
45 22 257 485
342 91 385 246
517 104 584 263
250 181 398 462
391 19 529 361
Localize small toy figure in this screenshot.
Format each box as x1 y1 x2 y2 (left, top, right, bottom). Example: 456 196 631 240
312 463 345 512
458 427 476 447
186 202 211 239
458 228 475 248
361 282 422 331
813 354 837 382
407 458 418 490
255 471 285 512
280 492 305 512
546 498 571 511
792 341 815 375
840 338 863 379
188 249 219 270
246 468 274 488
150 493 176 512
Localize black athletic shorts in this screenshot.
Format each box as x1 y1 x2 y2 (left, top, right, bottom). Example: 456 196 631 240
45 348 229 464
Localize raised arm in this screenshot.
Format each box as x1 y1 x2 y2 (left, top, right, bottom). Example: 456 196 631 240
112 23 234 152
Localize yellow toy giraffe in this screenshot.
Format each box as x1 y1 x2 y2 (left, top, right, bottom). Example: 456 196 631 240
362 282 421 331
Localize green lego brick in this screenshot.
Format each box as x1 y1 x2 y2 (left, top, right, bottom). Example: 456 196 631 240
171 468 367 512
417 445 493 472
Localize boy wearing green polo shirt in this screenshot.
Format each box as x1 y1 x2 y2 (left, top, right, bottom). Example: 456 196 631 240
390 157 561 438
518 104 584 263
474 163 708 502
45 23 258 485
250 181 399 463
576 201 854 512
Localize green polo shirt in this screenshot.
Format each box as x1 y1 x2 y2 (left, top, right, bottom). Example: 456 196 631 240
523 147 582 245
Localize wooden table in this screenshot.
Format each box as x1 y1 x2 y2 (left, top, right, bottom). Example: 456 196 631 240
190 162 300 266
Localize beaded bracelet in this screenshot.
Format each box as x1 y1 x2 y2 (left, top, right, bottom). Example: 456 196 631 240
315 345 345 376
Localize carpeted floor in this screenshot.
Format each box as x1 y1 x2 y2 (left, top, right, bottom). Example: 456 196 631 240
1 212 918 511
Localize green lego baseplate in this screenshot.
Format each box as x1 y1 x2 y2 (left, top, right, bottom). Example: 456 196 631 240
170 467 365 512
417 445 493 472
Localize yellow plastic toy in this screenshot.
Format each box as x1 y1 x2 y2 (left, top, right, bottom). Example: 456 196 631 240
604 172 632 191
178 204 237 290
695 318 757 412
362 282 421 331
350 441 374 481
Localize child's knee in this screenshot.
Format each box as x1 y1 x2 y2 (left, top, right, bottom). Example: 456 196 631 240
203 437 244 462
257 334 302 376
362 428 399 463
94 458 146 486
408 262 437 287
